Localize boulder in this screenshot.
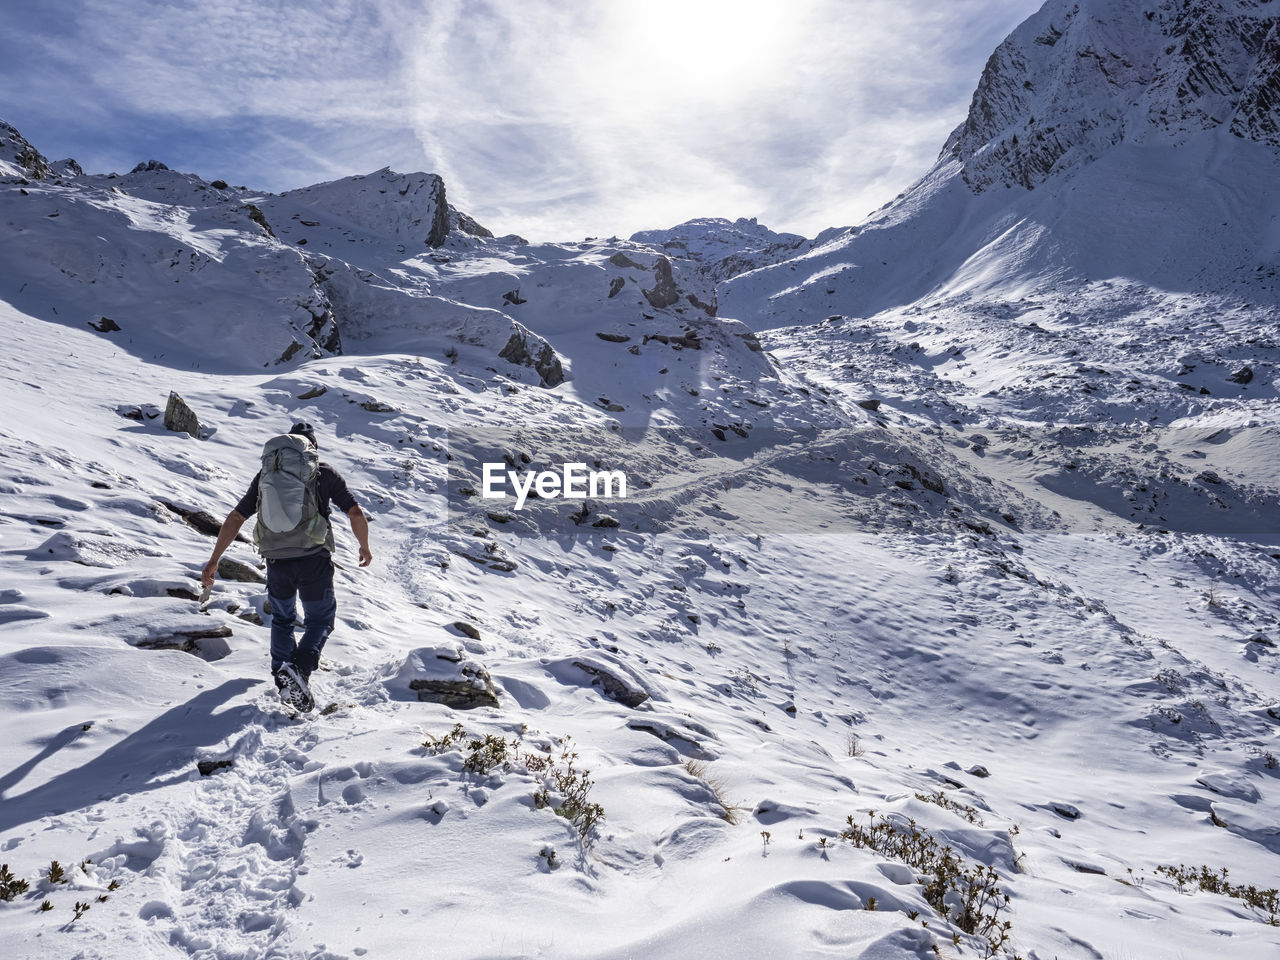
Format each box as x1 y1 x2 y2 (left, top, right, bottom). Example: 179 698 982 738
164 391 201 438
1228 366 1254 384
218 557 265 583
385 646 500 709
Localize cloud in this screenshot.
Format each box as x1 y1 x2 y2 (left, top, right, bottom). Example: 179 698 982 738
405 0 1040 239
0 0 1040 239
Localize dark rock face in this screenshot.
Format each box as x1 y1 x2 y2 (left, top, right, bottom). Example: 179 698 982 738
243 203 276 239
498 330 566 387
944 0 1280 192
571 659 649 708
452 208 494 238
643 257 681 309
608 277 625 298
1228 365 1254 383
130 160 171 173
164 391 201 438
609 252 644 269
0 121 53 179
427 178 450 247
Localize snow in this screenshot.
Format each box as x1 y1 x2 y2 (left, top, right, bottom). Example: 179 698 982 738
3 1 1280 957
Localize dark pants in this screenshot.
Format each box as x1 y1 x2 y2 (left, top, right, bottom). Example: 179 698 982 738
266 550 336 678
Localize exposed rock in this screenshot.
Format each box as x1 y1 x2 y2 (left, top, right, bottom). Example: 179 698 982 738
117 403 160 422
596 332 630 342
607 277 625 298
452 208 494 238
1228 365 1254 384
158 500 225 537
686 292 717 316
569 657 650 707
498 330 566 387
426 177 451 247
385 646 500 709
451 621 482 641
0 120 53 180
609 252 644 269
89 317 121 333
243 203 276 239
135 625 233 661
163 391 201 439
218 557 266 583
358 398 399 413
502 289 528 306
857 398 882 412
210 179 229 190
643 330 703 350
944 1 1280 192
197 758 234 776
297 385 328 399
130 160 170 173
642 257 681 309
276 339 306 364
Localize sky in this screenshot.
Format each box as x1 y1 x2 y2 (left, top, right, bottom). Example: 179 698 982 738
0 0 1041 241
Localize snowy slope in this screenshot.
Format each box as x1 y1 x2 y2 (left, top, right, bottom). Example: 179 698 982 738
3 0 1280 956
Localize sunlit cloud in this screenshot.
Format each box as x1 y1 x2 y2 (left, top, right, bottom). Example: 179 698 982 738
0 0 1039 240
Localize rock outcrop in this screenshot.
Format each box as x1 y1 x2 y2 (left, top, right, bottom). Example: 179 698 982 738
642 257 681 309
944 0 1280 192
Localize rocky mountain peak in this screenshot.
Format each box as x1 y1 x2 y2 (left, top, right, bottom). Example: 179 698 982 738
944 0 1280 192
0 120 54 180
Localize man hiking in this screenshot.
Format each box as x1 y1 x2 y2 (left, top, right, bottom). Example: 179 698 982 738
201 421 372 711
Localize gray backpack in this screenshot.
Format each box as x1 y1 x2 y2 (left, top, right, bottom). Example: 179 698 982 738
253 434 333 558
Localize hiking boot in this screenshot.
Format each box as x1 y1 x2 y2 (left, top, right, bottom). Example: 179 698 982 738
274 663 314 712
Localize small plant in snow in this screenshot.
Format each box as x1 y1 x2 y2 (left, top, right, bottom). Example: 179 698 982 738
1156 863 1279 926
538 846 559 869
682 758 745 824
839 811 1014 958
915 790 986 826
39 899 52 912
1 864 30 900
45 861 67 885
462 733 515 775
422 722 467 755
845 731 866 758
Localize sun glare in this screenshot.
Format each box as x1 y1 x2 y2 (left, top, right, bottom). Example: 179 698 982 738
591 0 807 108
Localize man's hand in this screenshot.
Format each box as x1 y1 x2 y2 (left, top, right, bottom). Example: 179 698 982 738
348 505 373 568
202 510 246 589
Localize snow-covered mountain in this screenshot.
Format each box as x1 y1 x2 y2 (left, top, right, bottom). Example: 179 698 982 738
720 0 1280 323
2 1 1279 958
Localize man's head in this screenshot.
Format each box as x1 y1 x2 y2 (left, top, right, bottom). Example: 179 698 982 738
289 421 318 449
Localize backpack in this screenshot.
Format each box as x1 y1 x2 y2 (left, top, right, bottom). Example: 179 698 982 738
253 434 332 558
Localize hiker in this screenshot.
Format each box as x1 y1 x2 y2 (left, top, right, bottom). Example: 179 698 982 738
201 421 372 709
